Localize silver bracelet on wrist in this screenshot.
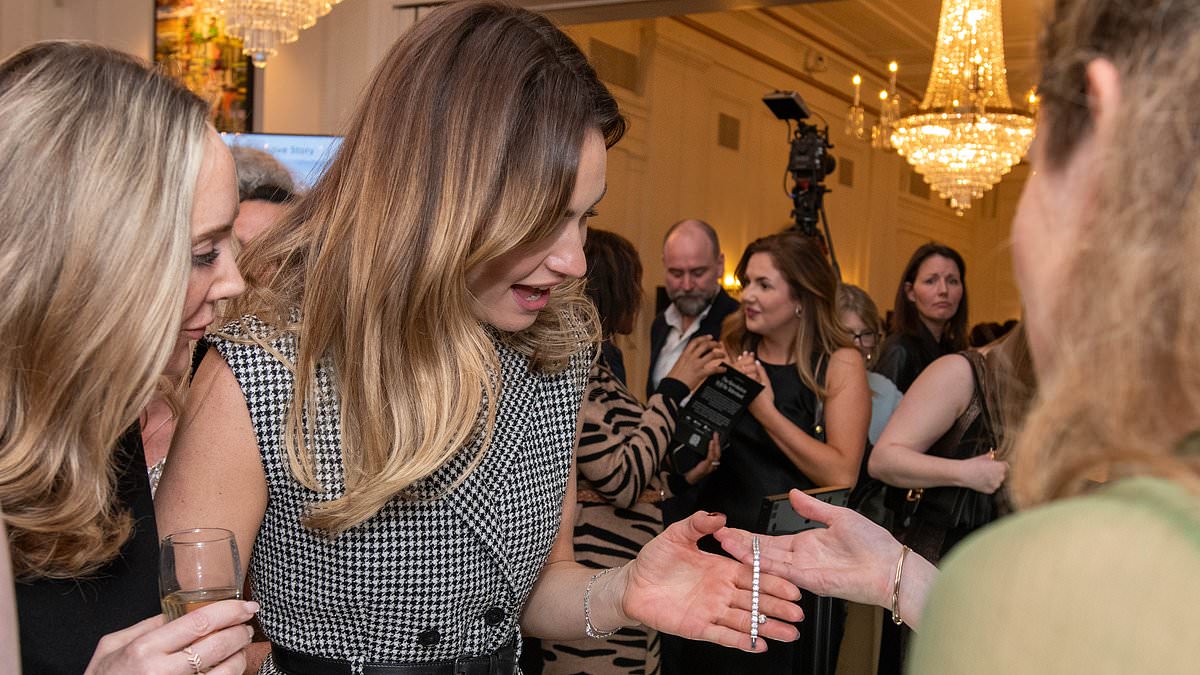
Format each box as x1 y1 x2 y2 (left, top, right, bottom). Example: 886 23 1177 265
584 567 620 639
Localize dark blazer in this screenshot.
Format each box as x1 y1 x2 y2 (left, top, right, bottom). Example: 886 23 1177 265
646 287 740 400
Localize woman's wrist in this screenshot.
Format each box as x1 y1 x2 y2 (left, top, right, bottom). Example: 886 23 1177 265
884 544 935 630
950 458 976 490
655 377 691 405
586 562 636 635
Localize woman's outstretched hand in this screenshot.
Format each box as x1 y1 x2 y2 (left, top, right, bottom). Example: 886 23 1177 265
620 511 804 652
714 489 904 608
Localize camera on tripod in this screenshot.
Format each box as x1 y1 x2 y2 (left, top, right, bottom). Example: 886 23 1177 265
763 91 836 181
762 90 840 277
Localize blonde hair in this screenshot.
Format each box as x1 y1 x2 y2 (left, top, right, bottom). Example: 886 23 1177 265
979 323 1036 459
722 232 853 397
0 42 209 579
1011 0 1200 506
227 1 622 532
836 284 885 366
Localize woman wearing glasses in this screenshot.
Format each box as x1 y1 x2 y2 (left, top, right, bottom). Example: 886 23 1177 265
837 285 900 446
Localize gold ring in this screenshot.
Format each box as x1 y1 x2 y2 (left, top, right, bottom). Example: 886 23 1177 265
988 449 996 460
183 646 203 674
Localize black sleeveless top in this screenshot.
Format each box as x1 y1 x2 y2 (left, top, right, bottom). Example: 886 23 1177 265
15 426 161 674
696 358 821 532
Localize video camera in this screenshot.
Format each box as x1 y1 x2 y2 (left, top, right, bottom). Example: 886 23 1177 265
762 90 840 277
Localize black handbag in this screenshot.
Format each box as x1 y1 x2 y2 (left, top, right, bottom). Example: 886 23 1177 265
892 350 999 532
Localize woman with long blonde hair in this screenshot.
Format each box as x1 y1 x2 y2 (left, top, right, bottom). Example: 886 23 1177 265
156 3 803 673
0 41 251 673
718 0 1200 671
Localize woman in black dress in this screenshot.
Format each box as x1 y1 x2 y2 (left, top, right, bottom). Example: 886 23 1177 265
683 232 870 674
0 42 252 673
875 243 968 393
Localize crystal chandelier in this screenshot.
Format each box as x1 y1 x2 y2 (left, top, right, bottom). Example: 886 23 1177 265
890 0 1034 214
208 0 345 68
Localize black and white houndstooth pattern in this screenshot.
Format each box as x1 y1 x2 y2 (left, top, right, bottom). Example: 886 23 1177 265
209 317 589 675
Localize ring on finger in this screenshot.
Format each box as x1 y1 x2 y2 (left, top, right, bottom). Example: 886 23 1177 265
182 646 204 674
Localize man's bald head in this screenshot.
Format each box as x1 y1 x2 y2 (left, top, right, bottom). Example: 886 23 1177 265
662 219 724 317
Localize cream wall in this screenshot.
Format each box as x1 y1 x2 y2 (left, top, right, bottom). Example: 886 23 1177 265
0 2 1025 398
0 0 152 60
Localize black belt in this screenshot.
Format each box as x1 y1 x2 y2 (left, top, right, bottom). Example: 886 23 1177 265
271 641 518 675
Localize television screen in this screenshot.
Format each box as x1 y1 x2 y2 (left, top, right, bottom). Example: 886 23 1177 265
220 132 342 191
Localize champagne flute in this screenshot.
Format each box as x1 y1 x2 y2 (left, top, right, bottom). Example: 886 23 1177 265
160 528 242 621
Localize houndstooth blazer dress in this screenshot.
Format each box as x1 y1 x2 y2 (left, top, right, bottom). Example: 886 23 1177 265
209 317 589 675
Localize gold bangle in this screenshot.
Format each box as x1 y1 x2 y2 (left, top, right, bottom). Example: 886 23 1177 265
891 545 910 626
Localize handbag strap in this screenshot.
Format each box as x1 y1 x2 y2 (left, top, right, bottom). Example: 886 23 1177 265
962 349 1000 452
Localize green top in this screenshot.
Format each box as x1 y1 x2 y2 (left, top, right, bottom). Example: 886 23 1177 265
909 476 1200 674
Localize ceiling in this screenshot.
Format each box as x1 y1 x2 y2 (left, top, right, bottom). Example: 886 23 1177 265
491 0 1050 103
390 0 1049 102
779 0 1049 104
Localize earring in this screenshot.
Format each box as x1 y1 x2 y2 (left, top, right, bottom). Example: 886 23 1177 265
794 306 802 318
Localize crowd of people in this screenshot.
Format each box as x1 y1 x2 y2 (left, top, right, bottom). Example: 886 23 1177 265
1 0 1198 674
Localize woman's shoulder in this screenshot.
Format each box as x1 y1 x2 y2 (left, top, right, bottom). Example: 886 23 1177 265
944 476 1200 560
913 476 1200 673
204 314 299 373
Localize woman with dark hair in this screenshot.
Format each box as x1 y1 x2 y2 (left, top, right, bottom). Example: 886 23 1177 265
539 229 725 675
680 232 870 675
156 3 804 673
719 0 1200 671
875 243 968 392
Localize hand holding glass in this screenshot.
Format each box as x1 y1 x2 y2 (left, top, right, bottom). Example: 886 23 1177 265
160 528 242 621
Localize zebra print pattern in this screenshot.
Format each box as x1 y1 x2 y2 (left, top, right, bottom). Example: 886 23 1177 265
540 361 684 675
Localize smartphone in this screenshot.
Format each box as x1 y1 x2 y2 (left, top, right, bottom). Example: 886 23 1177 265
758 486 850 534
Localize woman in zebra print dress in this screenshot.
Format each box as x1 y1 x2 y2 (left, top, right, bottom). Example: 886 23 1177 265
539 230 726 675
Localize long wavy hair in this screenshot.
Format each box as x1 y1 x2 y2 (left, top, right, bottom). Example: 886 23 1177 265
227 1 624 532
722 232 853 397
0 42 208 579
891 242 969 351
1010 0 1200 506
981 323 1037 458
